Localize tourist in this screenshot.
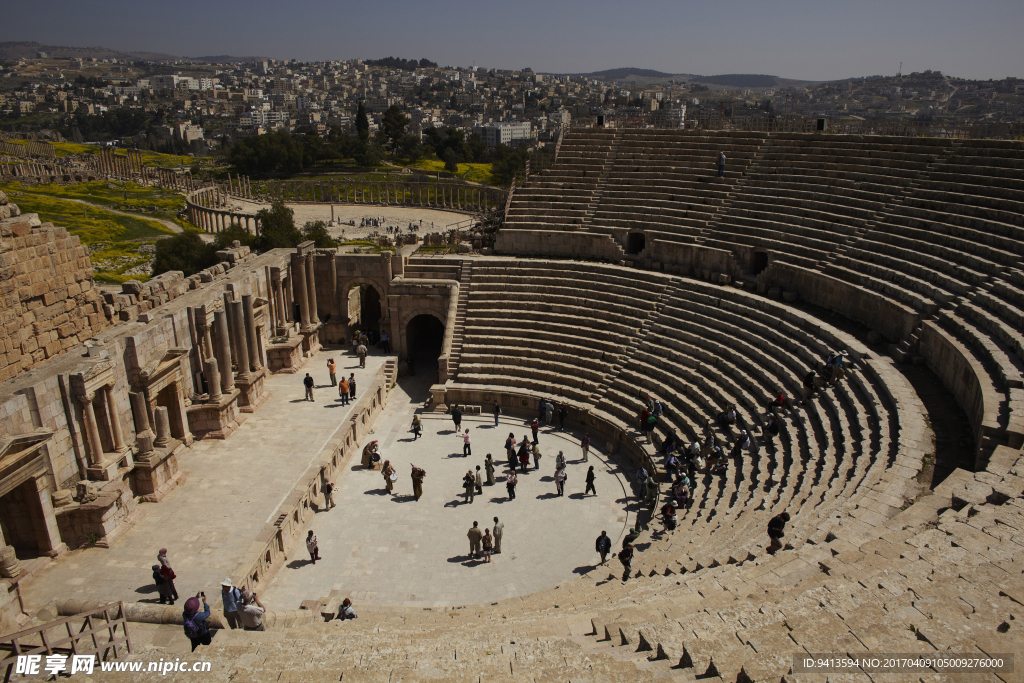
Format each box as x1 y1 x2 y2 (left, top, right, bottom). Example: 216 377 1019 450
451 404 463 431
619 543 634 581
662 502 677 531
555 450 566 470
322 479 336 509
764 413 780 447
492 402 501 427
463 470 475 503
718 404 738 429
482 528 493 563
485 454 496 485
829 352 846 385
532 442 542 470
801 370 818 404
382 460 396 494
351 333 359 356
327 358 337 386
558 404 568 431
506 470 517 500
467 521 483 558
585 465 597 496
357 342 368 368
493 516 503 553
623 526 641 549
303 373 315 402
530 418 540 444
462 428 472 456
645 475 658 507
537 399 547 424
644 412 658 443
474 465 483 494
767 512 790 555
581 434 591 462
411 415 422 439
349 374 356 399
182 593 212 651
518 438 530 473
732 430 752 460
380 331 391 354
239 590 265 631
505 433 517 468
339 598 358 620
152 565 172 604
157 549 178 602
411 464 425 500
543 400 554 426
596 531 611 565
306 530 320 564
717 151 726 178
338 376 350 405
554 466 567 496
767 390 794 415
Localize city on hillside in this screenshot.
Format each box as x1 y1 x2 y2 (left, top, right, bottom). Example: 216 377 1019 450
2 51 1023 178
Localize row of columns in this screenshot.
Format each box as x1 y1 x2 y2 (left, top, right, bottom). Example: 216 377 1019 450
76 384 127 467
267 181 504 211
195 292 264 397
291 250 320 332
187 204 260 235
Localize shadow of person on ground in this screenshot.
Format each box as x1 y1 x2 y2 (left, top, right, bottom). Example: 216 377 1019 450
286 559 314 569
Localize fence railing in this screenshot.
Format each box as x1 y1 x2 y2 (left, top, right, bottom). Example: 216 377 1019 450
1 601 132 678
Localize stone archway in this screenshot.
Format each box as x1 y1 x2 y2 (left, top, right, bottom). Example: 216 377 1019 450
338 277 387 342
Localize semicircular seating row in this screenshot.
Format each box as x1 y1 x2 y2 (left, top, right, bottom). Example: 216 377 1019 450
449 258 926 573
503 130 1024 462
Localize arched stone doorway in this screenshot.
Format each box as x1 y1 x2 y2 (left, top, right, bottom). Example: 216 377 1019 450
405 314 444 378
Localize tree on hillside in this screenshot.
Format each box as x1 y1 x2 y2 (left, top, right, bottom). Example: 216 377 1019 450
254 201 302 250
228 131 305 176
152 231 218 277
302 220 336 248
213 222 257 251
379 105 409 155
355 102 370 140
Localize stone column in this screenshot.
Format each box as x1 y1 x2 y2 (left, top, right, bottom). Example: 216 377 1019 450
224 293 244 372
130 392 153 455
79 393 104 466
229 299 251 380
242 294 260 371
273 274 287 335
293 255 311 330
206 358 222 400
305 253 319 326
153 406 171 448
130 391 151 434
214 310 235 394
104 386 126 452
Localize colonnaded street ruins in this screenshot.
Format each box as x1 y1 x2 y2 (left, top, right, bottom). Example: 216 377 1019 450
2 87 1024 681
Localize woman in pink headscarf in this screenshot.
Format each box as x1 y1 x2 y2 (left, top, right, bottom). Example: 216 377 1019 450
157 548 178 602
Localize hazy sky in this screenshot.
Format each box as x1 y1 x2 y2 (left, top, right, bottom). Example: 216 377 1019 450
3 0 1022 80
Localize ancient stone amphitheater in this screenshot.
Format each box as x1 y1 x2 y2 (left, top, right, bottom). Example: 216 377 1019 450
2 128 1024 682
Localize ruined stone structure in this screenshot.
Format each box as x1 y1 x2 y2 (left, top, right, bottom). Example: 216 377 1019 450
0 191 109 383
2 128 1023 680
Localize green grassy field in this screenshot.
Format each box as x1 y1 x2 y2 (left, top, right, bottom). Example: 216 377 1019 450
9 180 186 213
2 184 175 283
407 159 495 185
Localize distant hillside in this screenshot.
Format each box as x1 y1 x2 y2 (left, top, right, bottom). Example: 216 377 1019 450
0 41 177 62
577 67 674 81
558 66 826 89
690 74 780 88
0 42 266 64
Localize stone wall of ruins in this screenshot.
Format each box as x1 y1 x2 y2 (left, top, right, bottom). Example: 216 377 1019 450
0 190 109 384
